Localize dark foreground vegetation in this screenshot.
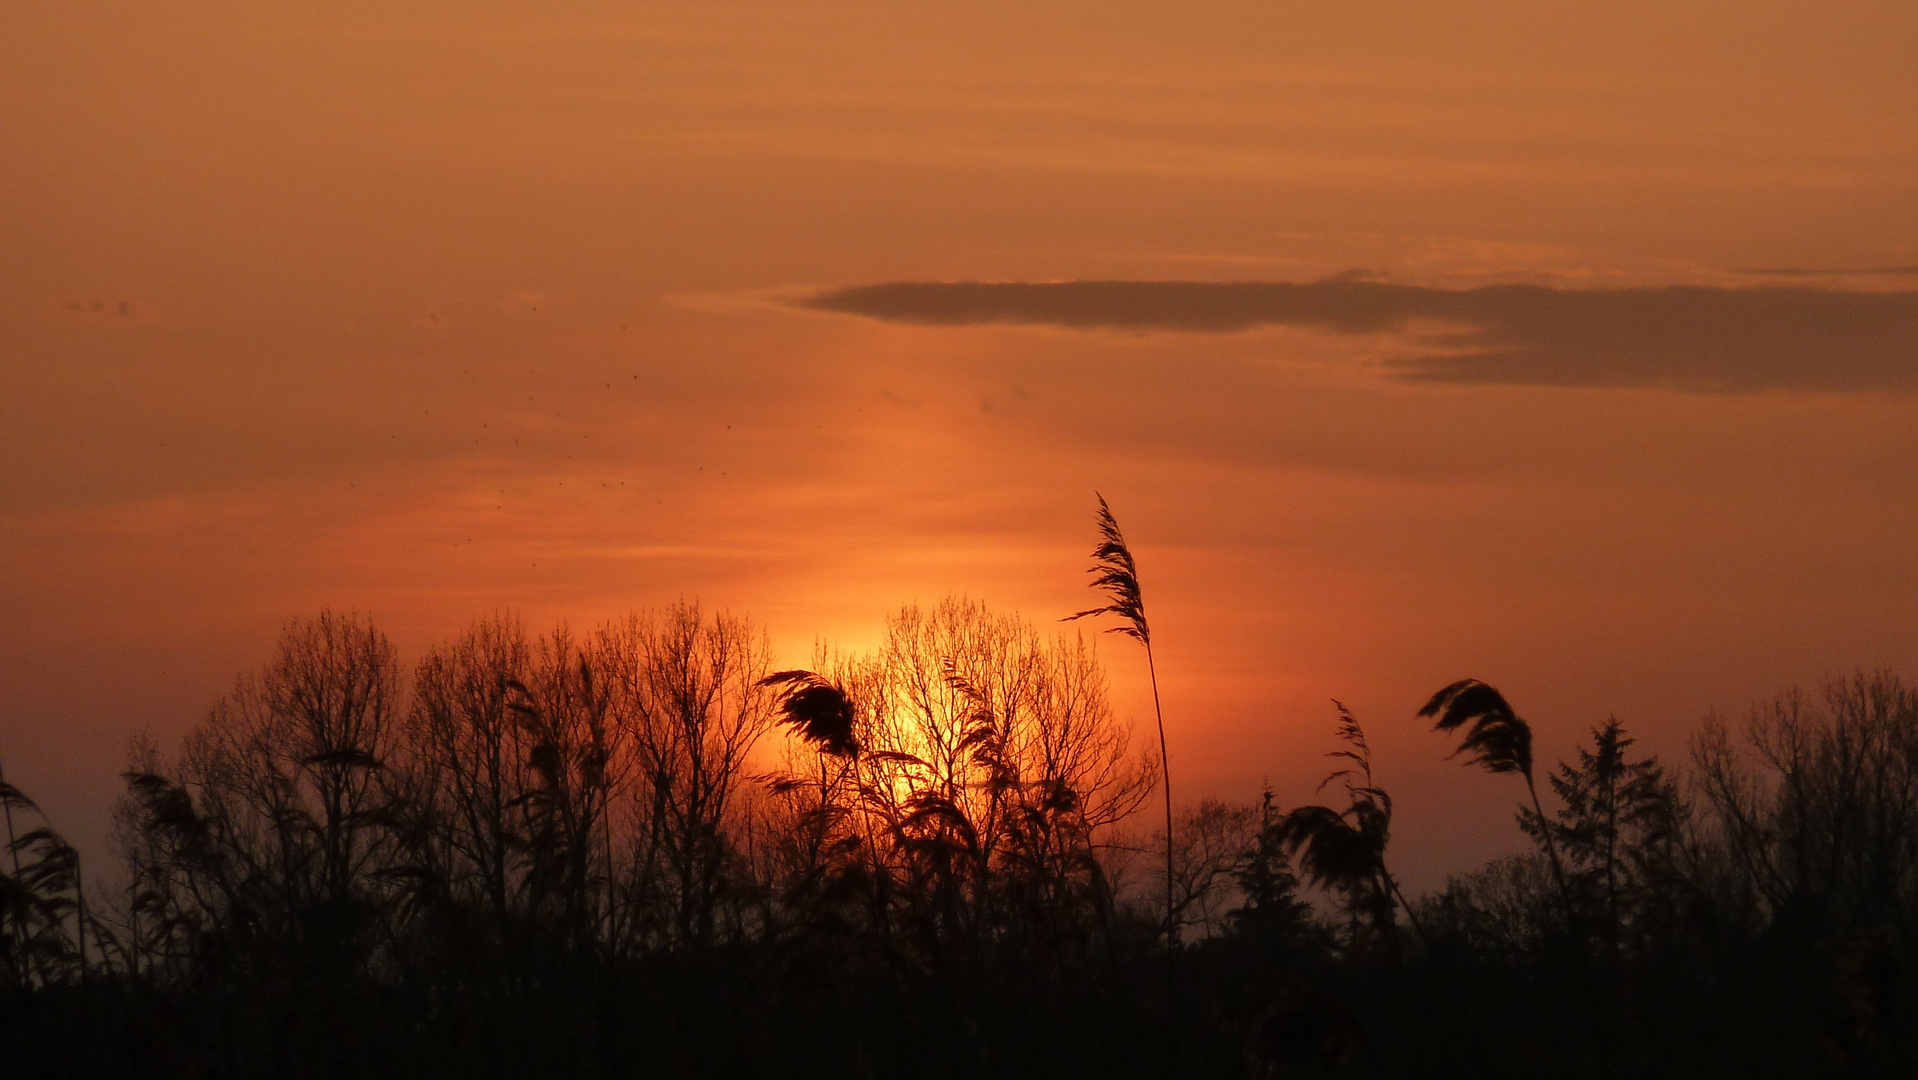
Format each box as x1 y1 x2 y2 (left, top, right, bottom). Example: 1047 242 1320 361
4 598 1914 1077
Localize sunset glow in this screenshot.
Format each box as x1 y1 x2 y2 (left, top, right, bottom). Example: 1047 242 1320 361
6 0 1918 901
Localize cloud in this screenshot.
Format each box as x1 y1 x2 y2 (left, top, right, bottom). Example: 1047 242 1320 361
803 280 1918 393
1736 266 1918 278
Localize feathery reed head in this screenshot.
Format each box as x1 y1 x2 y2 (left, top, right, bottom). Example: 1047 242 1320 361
123 771 208 844
0 778 40 815
1062 492 1149 643
1418 678 1533 778
1270 805 1381 890
759 669 859 757
1321 700 1378 791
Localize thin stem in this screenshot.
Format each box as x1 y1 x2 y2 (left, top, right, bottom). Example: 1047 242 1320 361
0 756 24 987
0 756 21 876
1384 877 1428 956
1144 643 1175 1066
604 789 617 955
75 850 89 984
1145 645 1172 948
1524 771 1571 902
851 750 892 939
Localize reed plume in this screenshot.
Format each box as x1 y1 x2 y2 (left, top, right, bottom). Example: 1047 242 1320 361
1066 493 1151 646
759 670 859 758
1418 678 1569 901
1271 706 1401 959
0 765 84 990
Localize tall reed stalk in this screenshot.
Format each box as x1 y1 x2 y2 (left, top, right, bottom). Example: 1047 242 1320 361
0 755 22 981
1063 496 1176 1032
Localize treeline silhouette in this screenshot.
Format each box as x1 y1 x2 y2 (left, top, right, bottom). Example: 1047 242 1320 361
3 600 1914 1077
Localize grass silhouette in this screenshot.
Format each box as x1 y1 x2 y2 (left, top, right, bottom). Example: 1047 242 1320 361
5 608 1918 1078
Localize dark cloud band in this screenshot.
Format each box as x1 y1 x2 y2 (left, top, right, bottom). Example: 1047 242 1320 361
804 280 1918 393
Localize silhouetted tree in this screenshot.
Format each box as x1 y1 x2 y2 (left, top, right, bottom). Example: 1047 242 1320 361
602 602 775 950
761 599 1154 965
64 595 1918 1079
136 611 405 978
509 624 626 953
1158 799 1258 941
1527 718 1685 956
1228 787 1317 948
1693 670 1918 937
405 613 535 959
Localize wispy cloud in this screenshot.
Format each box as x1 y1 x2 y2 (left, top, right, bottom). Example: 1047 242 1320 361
804 280 1918 393
1734 266 1918 278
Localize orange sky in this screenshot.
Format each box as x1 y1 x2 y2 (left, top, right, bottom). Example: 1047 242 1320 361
5 1 1917 888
